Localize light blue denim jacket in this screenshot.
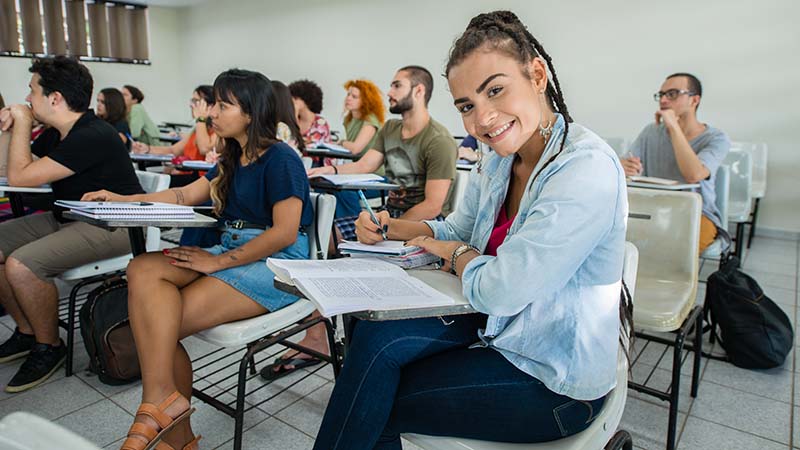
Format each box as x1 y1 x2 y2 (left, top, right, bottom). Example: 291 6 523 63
425 114 628 400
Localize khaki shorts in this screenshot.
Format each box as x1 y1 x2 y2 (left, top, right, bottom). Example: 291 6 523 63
0 212 132 280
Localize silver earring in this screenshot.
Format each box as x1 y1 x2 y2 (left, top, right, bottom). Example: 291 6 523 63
538 93 553 142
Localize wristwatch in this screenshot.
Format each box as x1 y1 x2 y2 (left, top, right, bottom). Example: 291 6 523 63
450 244 479 275
195 117 207 124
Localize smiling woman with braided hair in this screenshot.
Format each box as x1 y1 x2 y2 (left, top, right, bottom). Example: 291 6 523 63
312 10 632 450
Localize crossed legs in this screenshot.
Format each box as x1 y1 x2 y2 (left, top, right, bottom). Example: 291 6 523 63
126 252 268 448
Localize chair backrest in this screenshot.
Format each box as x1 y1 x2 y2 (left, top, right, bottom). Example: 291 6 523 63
0 412 102 450
135 170 170 251
602 137 627 157
713 165 730 232
731 141 767 198
450 170 469 214
308 192 336 260
626 188 702 284
622 241 639 299
722 150 752 222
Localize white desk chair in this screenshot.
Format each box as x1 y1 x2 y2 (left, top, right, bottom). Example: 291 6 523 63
61 171 170 376
732 142 768 248
404 242 639 450
722 150 752 257
0 412 102 450
190 192 339 450
699 165 730 262
451 170 469 213
625 188 703 450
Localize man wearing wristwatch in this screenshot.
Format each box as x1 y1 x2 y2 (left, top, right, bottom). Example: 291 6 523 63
620 73 730 253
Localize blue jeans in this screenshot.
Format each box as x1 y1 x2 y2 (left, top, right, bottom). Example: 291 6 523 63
313 315 606 450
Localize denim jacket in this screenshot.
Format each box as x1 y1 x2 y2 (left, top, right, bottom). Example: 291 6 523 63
426 115 628 400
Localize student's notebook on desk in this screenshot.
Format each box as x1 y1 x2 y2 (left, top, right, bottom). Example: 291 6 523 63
54 201 196 220
337 240 441 269
313 142 352 154
309 174 385 186
627 175 680 186
267 258 455 317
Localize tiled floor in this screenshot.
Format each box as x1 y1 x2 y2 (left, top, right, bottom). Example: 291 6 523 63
0 235 796 449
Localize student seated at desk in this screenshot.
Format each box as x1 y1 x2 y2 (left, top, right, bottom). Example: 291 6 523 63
0 56 144 393
83 69 313 450
131 86 220 186
271 80 306 156
307 65 457 236
122 85 160 146
340 78 385 159
311 11 632 449
289 79 331 146
266 67 458 378
619 73 730 253
96 87 131 150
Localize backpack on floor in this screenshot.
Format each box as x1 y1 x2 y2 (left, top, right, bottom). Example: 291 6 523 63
79 278 141 385
705 256 794 369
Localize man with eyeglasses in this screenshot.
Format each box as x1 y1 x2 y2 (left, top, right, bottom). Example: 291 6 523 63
621 73 730 253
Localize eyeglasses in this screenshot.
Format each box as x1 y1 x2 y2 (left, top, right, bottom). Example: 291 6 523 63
189 98 200 105
653 89 696 101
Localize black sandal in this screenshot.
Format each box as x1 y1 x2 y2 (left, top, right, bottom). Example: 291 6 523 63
259 356 322 381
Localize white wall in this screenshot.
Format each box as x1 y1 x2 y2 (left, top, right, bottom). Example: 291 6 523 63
0 6 186 124
2 0 798 233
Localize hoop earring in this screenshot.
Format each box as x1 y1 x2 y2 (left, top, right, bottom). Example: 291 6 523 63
538 92 553 143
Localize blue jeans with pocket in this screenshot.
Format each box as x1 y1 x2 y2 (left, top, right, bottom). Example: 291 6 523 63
313 315 606 450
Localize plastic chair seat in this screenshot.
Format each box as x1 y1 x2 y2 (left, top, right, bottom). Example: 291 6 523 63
0 412 102 450
632 277 696 332
193 299 316 348
404 349 629 450
59 253 133 281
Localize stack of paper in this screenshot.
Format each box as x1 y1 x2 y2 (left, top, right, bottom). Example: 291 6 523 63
337 240 440 269
627 175 679 186
313 142 352 154
267 258 455 317
54 200 196 220
309 174 385 186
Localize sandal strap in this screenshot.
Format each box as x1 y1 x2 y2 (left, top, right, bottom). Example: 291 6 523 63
137 403 174 429
127 422 159 441
183 435 202 450
121 433 152 450
158 391 183 411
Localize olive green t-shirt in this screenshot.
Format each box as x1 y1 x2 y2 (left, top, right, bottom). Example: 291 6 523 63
344 114 381 159
128 103 160 145
374 118 457 216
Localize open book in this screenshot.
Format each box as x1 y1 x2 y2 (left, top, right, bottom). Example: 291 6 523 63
54 200 196 220
627 175 680 186
267 258 456 317
313 142 352 154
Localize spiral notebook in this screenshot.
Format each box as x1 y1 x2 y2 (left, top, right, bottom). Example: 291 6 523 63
54 200 196 220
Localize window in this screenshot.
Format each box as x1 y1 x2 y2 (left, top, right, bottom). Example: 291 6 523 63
0 0 150 64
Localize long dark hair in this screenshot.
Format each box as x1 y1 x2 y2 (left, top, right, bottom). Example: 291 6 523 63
210 69 280 215
270 80 306 153
446 10 634 356
194 84 215 128
99 88 127 125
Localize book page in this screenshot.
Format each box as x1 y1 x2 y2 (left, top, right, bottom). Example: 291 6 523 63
295 275 455 317
267 257 405 282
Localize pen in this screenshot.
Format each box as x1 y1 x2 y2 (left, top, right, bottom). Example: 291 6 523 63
358 189 388 241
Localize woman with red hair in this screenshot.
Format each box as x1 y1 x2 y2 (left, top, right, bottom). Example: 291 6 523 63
340 79 385 157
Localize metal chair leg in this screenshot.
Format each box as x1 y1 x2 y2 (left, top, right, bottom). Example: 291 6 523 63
747 198 760 249
691 312 702 397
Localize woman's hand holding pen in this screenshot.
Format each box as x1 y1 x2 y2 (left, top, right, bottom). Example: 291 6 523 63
354 210 390 244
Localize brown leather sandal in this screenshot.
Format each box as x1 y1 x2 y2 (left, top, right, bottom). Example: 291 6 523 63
121 391 196 450
154 435 202 450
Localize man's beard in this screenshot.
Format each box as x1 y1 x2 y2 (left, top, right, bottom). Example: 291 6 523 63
388 91 414 114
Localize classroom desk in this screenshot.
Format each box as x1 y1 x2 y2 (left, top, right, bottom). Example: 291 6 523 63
62 211 218 256
159 133 182 144
303 148 359 160
626 181 699 191
129 152 173 171
309 177 400 207
275 267 476 353
456 160 476 171
0 180 53 217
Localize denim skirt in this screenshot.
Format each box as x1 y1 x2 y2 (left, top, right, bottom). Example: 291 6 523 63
204 226 309 312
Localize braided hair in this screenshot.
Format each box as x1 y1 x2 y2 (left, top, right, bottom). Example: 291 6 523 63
446 11 634 358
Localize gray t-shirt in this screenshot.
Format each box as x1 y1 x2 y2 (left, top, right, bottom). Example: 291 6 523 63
630 123 730 228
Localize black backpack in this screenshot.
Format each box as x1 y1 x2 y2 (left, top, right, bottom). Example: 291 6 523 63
705 257 794 369
79 278 141 385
